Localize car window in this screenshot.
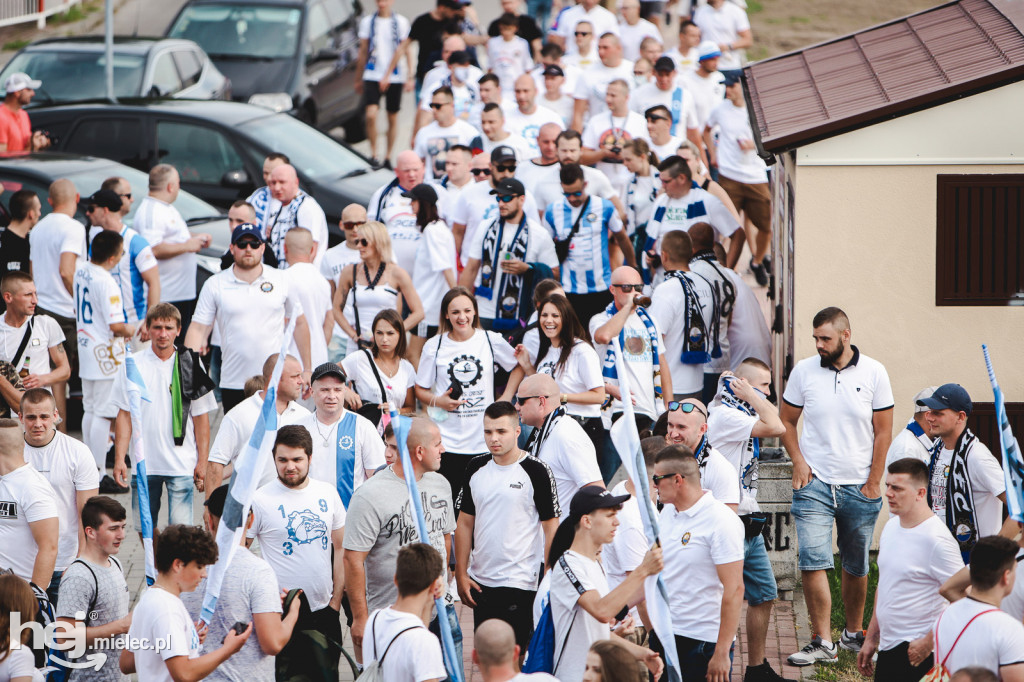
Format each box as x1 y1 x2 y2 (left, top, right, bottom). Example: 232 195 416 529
305 2 333 57
157 121 245 185
237 112 367 180
62 118 145 169
0 50 146 102
151 53 184 96
172 49 203 88
168 5 302 60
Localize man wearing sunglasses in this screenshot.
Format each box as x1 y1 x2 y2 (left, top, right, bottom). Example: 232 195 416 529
664 398 740 510
532 130 626 225
186 224 313 413
642 104 686 165
413 85 480 183
459 178 558 331
631 58 703 159
100 175 134 218
549 0 618 57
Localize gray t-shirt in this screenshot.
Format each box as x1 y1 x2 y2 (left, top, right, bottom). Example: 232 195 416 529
181 549 282 682
342 467 455 611
56 557 130 682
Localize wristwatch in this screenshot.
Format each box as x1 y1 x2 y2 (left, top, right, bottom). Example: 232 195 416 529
560 393 568 405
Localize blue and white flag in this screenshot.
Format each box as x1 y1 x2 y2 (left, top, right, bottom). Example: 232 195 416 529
389 407 464 682
124 348 156 586
608 337 682 682
983 345 1024 523
200 317 297 624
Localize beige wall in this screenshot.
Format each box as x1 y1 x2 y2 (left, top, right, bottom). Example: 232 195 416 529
791 163 1024 433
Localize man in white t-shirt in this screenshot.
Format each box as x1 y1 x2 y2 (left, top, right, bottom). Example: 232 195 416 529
681 42 728 130
295 362 385 507
692 0 752 73
468 74 516 134
283 228 332 368
361 542 448 682
417 50 483 132
631 57 700 149
550 0 618 56
28 178 83 428
537 65 576 129
261 165 329 269
0 272 69 396
664 401 740 508
185 223 312 412
74 231 135 490
475 103 534 162
112 302 217 529
884 387 938 470
930 536 1024 679
549 485 663 681
20 388 98 602
665 19 701 72
653 447 744 682
618 0 661 62
641 104 686 164
572 34 634 131
455 402 560 650
581 79 647 194
531 130 625 224
459 177 558 330
918 383 1016 551
504 75 565 159
249 425 347 679
518 123 562 197
121 524 251 682
356 0 413 165
782 307 893 664
517 374 603 519
134 164 212 339
205 353 310 494
856 458 964 680
415 85 480 182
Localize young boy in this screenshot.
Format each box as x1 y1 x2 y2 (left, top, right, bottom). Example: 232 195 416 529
120 524 251 682
487 13 534 98
362 543 447 682
55 496 132 681
74 229 133 491
356 0 413 166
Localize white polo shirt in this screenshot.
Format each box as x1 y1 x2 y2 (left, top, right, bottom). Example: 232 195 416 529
192 264 300 390
782 347 894 485
659 490 744 641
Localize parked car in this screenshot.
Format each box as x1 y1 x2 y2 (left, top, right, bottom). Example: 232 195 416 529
29 100 393 242
0 152 229 285
165 0 366 141
0 37 230 105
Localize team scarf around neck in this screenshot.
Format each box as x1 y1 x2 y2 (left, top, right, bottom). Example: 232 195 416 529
600 302 662 403
527 405 566 458
665 270 710 365
694 434 710 469
267 191 308 263
690 250 735 359
928 428 979 563
367 12 400 76
476 216 529 331
711 376 760 499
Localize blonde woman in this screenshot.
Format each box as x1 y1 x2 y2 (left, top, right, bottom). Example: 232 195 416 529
332 221 423 357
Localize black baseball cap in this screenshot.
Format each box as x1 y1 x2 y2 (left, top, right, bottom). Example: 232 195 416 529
490 145 517 164
490 178 525 196
654 56 676 72
723 72 741 87
917 383 972 415
310 362 346 384
569 486 631 517
86 188 122 212
401 183 438 203
542 64 565 78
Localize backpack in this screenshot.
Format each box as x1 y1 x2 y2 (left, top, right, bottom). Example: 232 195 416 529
357 610 422 681
522 555 587 675
919 608 998 682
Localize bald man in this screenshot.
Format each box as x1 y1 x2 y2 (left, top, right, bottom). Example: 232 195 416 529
321 204 366 362
519 122 562 196
256 164 329 269
517 374 603 518
343 416 460 665
283 228 332 368
245 152 289 226
504 75 564 158
473 619 552 681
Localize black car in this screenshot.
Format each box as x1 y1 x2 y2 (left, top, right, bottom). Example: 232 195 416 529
165 0 366 141
30 100 394 242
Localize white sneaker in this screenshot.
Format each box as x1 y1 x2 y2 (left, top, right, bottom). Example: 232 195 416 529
840 629 865 652
787 636 839 666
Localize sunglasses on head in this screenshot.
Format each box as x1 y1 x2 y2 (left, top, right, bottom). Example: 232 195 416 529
429 101 451 110
342 221 366 230
612 284 643 292
495 164 516 173
495 194 519 203
235 239 262 250
471 168 491 176
667 401 707 418
563 190 584 198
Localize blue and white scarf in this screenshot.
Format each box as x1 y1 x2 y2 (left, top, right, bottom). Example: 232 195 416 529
665 270 710 365
928 428 979 563
366 12 400 76
600 302 662 403
265 191 309 263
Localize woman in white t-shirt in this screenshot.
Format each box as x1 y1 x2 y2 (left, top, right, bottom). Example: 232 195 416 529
406 184 457 367
0 574 43 682
415 287 523 496
342 308 416 431
332 221 424 358
622 139 660 282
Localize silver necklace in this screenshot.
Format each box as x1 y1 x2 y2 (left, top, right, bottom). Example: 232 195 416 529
312 412 333 447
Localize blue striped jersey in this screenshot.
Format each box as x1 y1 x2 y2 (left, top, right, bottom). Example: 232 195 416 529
543 195 623 294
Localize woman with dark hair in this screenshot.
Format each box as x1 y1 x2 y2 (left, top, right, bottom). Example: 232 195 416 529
623 139 660 283
407 184 457 366
415 286 524 496
342 308 417 431
584 639 646 682
515 294 606 457
0 573 43 682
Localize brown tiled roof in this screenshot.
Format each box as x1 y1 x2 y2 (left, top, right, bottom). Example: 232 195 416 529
744 0 1024 157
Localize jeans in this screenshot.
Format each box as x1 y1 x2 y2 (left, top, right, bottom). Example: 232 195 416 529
132 474 194 529
651 632 733 682
791 476 882 575
429 602 464 682
526 0 553 32
742 533 778 605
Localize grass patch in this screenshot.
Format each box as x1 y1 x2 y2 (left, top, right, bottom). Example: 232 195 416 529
3 39 30 51
790 15 813 23
809 555 879 682
48 0 99 25
747 0 764 13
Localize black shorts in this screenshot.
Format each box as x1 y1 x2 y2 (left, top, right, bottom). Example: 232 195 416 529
470 584 537 649
362 80 403 113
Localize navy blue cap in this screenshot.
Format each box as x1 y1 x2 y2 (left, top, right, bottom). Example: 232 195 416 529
917 383 972 415
231 223 264 244
568 485 630 518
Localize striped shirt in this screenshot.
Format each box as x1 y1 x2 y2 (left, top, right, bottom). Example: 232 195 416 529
89 225 157 325
544 195 623 294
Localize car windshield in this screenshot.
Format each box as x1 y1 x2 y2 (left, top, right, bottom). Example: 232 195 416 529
237 113 369 180
168 5 302 60
1 51 146 103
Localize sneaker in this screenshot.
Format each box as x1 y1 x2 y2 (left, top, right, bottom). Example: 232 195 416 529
99 474 129 495
762 256 772 276
750 258 769 286
369 157 382 168
787 636 838 666
744 659 797 682
839 628 865 652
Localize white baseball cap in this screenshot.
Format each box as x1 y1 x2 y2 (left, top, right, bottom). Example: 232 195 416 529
4 73 41 94
913 386 940 413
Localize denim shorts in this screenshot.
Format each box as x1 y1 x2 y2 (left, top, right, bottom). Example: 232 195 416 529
791 476 881 576
743 534 778 606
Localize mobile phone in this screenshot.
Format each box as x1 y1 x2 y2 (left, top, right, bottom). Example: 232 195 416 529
229 621 249 636
448 382 463 401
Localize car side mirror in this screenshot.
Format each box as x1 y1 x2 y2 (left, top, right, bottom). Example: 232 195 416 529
220 169 250 187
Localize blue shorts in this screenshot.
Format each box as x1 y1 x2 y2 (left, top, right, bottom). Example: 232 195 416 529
791 476 881 576
743 533 778 606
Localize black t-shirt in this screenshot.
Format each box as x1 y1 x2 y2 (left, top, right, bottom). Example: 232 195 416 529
410 12 447 80
0 228 30 276
487 15 542 43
